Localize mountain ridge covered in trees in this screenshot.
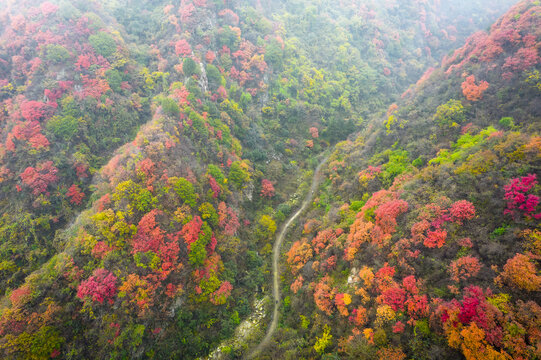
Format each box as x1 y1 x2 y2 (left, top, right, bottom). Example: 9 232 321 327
0 0 538 359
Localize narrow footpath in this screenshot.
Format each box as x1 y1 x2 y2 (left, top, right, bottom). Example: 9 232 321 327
246 155 330 359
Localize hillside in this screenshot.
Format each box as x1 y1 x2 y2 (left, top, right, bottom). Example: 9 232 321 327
277 1 540 359
0 0 535 359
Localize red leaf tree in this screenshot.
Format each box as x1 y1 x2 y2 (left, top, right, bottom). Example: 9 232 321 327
66 184 85 205
461 75 489 101
449 200 476 224
20 100 49 121
20 161 58 195
503 174 540 220
77 268 117 304
175 39 192 57
260 179 275 198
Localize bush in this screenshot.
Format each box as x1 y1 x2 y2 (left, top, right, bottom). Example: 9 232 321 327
499 116 514 129
183 58 199 77
46 44 70 63
46 115 78 141
105 69 122 92
89 32 117 58
206 64 221 87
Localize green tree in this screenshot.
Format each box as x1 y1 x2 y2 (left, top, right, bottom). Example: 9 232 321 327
45 44 70 63
199 202 218 227
89 32 117 58
183 58 199 77
106 69 123 92
206 64 222 88
228 161 251 189
433 99 465 128
172 177 197 208
46 115 78 141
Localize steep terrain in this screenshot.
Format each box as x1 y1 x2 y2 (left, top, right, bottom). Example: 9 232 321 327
278 1 540 359
0 0 531 359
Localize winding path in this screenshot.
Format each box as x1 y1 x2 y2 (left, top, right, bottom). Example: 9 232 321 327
246 155 330 359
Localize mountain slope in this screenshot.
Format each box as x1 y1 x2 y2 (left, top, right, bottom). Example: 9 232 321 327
275 1 540 359
0 0 529 359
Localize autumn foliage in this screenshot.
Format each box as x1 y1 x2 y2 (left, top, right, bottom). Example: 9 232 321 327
77 269 118 304
461 75 489 101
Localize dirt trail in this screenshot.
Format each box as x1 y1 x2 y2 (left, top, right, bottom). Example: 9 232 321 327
246 155 330 359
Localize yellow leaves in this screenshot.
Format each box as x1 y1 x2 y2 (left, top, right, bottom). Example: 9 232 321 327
375 305 396 327
525 69 541 91
385 115 396 135
343 293 352 305
487 293 511 314
358 266 375 288
363 328 374 344
458 323 511 360
287 240 313 274
495 253 541 291
261 106 273 115
118 274 152 315
314 325 333 355
355 287 371 304
522 229 541 256
454 150 498 175
173 205 191 223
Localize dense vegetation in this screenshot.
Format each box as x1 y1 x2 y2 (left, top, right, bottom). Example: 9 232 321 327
277 1 541 359
0 0 537 359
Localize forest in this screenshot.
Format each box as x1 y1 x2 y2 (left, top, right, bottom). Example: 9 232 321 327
0 0 538 359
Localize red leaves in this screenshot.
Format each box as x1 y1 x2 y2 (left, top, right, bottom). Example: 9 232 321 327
504 174 540 220
260 179 275 198
374 199 408 235
313 275 334 315
205 50 216 64
181 215 203 248
20 161 58 195
312 229 337 255
449 200 476 224
457 287 483 324
291 275 304 294
9 286 32 307
66 184 85 205
402 275 419 294
75 54 92 70
449 256 482 283
208 175 220 198
217 202 240 236
309 127 319 139
503 46 539 72
77 268 117 304
133 210 165 253
20 100 49 121
424 229 447 248
383 286 406 311
405 294 429 319
40 2 59 17
137 158 155 180
461 75 489 101
9 121 50 150
218 9 240 25
350 306 368 327
79 75 111 99
393 321 405 333
209 281 233 305
75 163 88 179
174 39 192 57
